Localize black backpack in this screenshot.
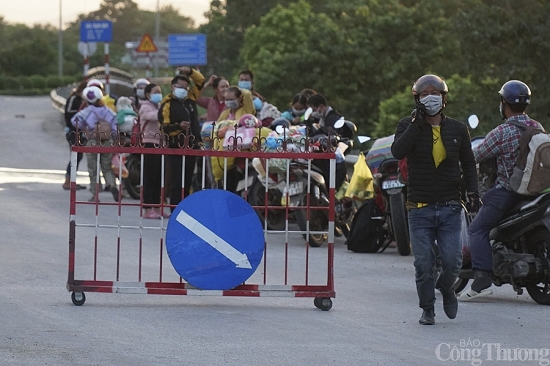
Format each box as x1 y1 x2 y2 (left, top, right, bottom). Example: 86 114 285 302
346 199 386 253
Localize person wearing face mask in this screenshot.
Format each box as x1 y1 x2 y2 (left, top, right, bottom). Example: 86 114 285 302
158 67 205 210
238 69 265 112
197 75 230 121
459 80 545 302
139 83 168 219
306 93 343 131
132 78 150 111
391 74 479 325
281 93 308 125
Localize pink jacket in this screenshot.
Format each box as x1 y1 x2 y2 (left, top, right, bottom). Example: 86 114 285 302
197 95 226 122
138 100 162 145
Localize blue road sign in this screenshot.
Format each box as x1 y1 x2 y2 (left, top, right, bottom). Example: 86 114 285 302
168 33 207 66
166 190 264 290
80 20 113 43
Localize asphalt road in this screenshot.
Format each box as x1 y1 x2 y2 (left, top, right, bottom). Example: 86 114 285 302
0 96 548 366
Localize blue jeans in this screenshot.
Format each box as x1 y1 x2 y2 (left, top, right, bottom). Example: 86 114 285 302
408 203 463 309
468 185 523 272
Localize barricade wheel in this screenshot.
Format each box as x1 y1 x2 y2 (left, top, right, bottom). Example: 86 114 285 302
71 291 86 306
314 297 332 311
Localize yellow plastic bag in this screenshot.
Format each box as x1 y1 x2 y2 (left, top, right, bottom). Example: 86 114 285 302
345 152 374 201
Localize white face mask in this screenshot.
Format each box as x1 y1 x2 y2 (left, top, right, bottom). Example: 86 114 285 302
420 95 443 116
136 89 145 99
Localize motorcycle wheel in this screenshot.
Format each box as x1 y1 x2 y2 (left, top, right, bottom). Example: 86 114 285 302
248 179 285 231
525 230 550 305
389 192 411 256
295 190 328 248
123 154 141 200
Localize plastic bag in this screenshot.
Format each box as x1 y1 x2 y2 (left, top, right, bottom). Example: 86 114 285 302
345 152 374 201
111 154 129 178
461 209 472 261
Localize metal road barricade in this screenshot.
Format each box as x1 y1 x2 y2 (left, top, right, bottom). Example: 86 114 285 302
67 128 337 310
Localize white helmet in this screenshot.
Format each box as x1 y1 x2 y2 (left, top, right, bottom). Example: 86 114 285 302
83 86 103 104
133 78 150 88
86 78 104 90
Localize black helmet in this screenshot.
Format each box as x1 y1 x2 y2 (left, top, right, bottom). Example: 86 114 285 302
498 80 531 105
412 74 448 98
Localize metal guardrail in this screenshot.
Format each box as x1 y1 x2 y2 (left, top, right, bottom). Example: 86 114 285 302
50 67 135 115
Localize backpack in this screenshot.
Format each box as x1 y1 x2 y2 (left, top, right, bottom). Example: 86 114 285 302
346 199 386 253
508 121 550 195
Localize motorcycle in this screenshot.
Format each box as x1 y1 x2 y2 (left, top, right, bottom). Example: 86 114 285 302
366 135 411 256
455 192 550 304
249 112 356 247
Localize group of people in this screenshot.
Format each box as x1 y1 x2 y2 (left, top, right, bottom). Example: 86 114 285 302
391 74 543 325
63 66 347 218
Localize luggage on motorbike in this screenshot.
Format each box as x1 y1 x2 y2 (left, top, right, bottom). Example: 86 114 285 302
345 152 374 201
346 199 385 253
507 121 550 195
365 134 395 174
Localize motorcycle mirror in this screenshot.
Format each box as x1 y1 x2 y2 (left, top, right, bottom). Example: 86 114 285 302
304 107 313 120
333 117 345 129
275 125 285 134
357 136 371 144
468 114 479 129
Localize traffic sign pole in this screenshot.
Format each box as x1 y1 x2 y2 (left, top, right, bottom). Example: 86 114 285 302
83 43 89 79
104 43 110 95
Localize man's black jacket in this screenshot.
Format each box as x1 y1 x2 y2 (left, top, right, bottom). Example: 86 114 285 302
391 115 478 204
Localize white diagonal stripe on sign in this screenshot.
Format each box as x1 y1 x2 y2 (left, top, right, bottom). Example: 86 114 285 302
175 210 252 269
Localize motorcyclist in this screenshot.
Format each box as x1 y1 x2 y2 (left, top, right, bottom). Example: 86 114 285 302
459 80 545 301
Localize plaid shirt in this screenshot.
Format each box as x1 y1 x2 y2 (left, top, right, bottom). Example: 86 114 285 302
473 114 540 190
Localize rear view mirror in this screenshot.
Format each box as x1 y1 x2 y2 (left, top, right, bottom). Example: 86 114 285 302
357 136 371 144
468 114 479 129
333 117 345 129
304 107 312 120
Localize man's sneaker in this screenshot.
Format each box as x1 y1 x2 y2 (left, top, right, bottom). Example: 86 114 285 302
458 288 493 301
110 186 120 202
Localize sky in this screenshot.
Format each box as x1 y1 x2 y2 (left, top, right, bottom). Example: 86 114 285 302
0 0 211 28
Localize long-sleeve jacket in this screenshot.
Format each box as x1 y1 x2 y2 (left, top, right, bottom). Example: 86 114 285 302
138 100 162 145
64 94 86 130
391 114 478 204
71 105 117 133
158 68 205 144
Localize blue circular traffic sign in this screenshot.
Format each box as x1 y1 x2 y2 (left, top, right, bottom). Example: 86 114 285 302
166 189 264 290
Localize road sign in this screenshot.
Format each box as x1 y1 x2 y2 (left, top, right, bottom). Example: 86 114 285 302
168 33 207 66
136 33 158 53
77 42 97 56
80 20 113 43
166 190 264 290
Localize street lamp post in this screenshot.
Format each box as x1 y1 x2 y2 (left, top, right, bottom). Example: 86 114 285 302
58 0 63 77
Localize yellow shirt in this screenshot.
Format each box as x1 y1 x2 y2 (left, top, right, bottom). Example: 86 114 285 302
432 125 446 168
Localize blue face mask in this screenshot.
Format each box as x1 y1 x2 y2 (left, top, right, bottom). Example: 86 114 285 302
238 81 252 90
173 87 188 99
150 93 162 104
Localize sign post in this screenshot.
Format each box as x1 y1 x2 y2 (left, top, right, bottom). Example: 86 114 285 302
80 20 113 92
135 33 158 78
168 33 207 66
